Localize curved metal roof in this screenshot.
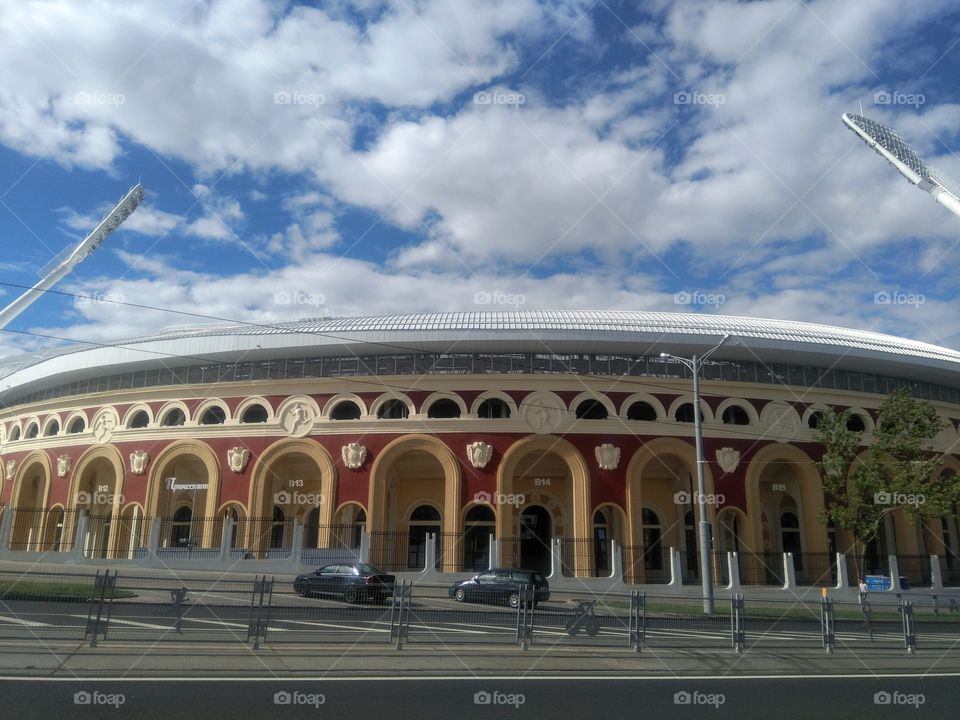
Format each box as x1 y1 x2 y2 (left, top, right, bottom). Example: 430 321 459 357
2 310 959 401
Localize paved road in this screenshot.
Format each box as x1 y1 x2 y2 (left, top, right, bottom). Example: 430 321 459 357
3 589 960 652
0 675 957 719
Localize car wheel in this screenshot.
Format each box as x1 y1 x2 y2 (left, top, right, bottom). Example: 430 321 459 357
344 586 359 604
454 588 467 602
296 586 307 598
508 592 520 609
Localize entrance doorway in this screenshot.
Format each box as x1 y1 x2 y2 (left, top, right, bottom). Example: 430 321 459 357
519 505 552 573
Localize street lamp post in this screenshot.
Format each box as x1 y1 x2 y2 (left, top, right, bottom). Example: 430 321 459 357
661 334 731 614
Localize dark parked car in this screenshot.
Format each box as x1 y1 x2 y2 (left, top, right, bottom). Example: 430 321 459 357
294 562 395 603
448 568 549 607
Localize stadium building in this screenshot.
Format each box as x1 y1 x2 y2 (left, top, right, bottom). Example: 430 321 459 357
0 310 958 588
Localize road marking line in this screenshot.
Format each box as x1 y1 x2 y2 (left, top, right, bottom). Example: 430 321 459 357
69 615 172 631
0 615 52 627
270 618 389 633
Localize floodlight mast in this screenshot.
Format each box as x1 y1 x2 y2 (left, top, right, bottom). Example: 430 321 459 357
842 113 960 220
0 183 144 330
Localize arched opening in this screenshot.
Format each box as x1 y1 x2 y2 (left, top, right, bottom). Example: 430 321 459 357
24 423 39 439
407 505 441 570
846 413 866 432
333 503 366 549
626 401 657 421
641 508 664 576
200 406 226 425
463 505 495 571
674 403 703 423
42 507 66 552
427 398 461 419
10 460 50 551
780 508 803 576
330 400 361 420
150 450 215 551
241 404 269 423
116 504 146 559
43 420 60 437
9 425 21 441
721 405 750 425
128 410 150 429
169 506 193 549
477 398 511 419
270 506 288 550
519 505 552 574
575 399 608 420
807 411 824 429
67 417 86 434
221 505 243 550
368 439 459 571
251 448 329 553
161 408 186 427
593 509 611 573
377 398 409 419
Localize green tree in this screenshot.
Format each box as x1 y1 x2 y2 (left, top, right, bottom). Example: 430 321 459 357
815 387 960 576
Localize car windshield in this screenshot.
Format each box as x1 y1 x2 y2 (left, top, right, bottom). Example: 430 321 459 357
355 563 386 575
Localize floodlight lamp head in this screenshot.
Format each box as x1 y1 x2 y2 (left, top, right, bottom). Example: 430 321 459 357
842 112 928 185
842 112 960 220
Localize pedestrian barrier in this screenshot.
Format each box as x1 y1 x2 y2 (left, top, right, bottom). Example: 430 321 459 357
0 569 958 655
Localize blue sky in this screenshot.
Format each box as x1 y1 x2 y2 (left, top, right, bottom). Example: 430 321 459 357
1 0 959 360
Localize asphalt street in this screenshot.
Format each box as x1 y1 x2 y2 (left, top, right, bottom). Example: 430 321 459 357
0 675 957 720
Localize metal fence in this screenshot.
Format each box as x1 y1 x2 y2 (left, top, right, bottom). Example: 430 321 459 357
1 569 958 654
622 545 670 584
6 507 79 553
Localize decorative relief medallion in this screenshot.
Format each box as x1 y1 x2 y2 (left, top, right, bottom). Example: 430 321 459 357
341 442 368 470
227 447 251 473
715 447 741 474
92 411 117 444
466 441 494 469
5 460 16 481
520 392 567 434
279 401 315 438
759 401 801 442
57 455 72 478
594 443 621 470
129 450 150 475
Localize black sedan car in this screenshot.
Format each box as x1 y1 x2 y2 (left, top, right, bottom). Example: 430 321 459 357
294 562 396 603
448 568 550 607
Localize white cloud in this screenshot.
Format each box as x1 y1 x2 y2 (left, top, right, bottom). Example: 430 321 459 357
0 0 959 361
